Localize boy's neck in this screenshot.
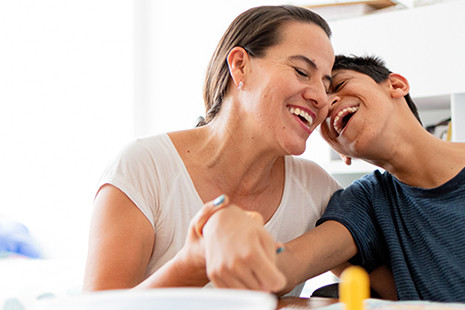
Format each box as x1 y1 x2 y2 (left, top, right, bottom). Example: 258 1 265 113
376 135 465 189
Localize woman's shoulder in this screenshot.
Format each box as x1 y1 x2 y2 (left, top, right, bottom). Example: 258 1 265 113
101 133 180 180
128 132 171 148
119 133 175 159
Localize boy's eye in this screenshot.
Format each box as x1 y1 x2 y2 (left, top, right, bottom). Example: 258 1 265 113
331 81 344 93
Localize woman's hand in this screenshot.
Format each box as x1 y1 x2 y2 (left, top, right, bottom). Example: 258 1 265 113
136 195 231 288
169 195 231 286
202 200 286 293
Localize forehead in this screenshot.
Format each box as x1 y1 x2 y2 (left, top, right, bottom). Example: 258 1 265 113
332 69 373 83
269 21 334 71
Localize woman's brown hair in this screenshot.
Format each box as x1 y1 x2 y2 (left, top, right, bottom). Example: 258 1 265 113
197 5 331 127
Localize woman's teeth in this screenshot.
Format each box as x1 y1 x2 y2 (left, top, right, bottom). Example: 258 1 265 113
288 107 313 127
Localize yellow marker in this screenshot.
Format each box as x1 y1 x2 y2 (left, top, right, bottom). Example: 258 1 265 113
339 266 369 310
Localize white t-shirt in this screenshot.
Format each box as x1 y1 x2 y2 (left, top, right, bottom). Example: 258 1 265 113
98 133 341 295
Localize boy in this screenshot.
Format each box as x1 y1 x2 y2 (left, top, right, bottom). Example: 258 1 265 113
203 55 465 302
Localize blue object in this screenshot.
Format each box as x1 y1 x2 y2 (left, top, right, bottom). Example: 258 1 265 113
0 219 42 258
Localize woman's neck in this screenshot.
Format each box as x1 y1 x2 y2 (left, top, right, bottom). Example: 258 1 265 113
168 120 285 207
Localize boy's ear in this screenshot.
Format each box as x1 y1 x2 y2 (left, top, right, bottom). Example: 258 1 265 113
227 46 248 88
388 73 410 98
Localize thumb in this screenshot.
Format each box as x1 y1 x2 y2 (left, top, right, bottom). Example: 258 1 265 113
193 194 230 236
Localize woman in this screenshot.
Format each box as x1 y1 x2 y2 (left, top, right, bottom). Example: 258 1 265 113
83 5 339 296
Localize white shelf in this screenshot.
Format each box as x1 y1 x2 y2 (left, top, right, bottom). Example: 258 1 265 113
451 93 465 142
413 94 450 110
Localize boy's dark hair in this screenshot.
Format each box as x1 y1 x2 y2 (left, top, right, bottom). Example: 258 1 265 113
333 55 422 125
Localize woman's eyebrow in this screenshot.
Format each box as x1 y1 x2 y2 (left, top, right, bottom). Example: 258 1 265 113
288 55 332 84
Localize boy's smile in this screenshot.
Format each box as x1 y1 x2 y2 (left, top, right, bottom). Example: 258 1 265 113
332 105 359 136
320 69 389 158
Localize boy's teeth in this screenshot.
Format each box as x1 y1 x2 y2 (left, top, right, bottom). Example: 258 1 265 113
333 106 359 134
288 107 313 127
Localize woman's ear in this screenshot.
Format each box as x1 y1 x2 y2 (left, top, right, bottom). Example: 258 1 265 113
227 46 248 88
388 73 410 98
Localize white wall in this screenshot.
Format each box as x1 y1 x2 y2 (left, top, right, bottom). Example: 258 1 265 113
0 0 134 260
302 0 465 163
329 0 465 98
134 0 292 136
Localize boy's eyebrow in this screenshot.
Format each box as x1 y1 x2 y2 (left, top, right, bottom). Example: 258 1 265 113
288 55 333 85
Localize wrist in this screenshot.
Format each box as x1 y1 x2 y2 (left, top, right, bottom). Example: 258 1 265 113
196 194 229 236
172 249 209 287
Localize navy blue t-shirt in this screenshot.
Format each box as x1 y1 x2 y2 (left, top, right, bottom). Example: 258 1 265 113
317 168 465 302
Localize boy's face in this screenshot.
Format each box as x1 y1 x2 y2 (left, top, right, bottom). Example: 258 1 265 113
320 69 394 159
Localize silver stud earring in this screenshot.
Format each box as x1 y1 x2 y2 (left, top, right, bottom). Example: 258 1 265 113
237 81 243 90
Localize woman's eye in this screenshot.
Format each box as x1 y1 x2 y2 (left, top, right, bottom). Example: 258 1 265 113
294 67 308 77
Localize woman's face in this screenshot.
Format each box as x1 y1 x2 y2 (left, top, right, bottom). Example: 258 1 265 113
242 21 334 156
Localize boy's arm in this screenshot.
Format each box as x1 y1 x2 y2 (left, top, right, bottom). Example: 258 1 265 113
277 220 357 294
202 208 355 295
368 265 397 300
332 263 397 300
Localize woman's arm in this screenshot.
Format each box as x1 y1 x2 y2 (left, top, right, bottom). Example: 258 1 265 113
83 184 155 291
83 184 212 291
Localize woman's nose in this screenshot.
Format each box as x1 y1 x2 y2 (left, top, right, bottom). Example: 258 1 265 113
303 83 329 109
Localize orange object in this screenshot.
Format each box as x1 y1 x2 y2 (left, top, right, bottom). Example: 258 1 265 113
340 266 370 310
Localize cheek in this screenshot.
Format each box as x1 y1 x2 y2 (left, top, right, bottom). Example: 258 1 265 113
315 106 329 126
320 121 334 143
320 121 350 154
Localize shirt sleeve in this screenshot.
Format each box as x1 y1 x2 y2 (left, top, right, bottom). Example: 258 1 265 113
97 139 161 228
316 175 383 272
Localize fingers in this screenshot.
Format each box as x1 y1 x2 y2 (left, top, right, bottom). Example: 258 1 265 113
255 229 287 292
210 261 262 290
208 242 286 292
201 202 287 292
205 209 286 292
192 194 230 237
178 194 233 285
243 211 285 254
